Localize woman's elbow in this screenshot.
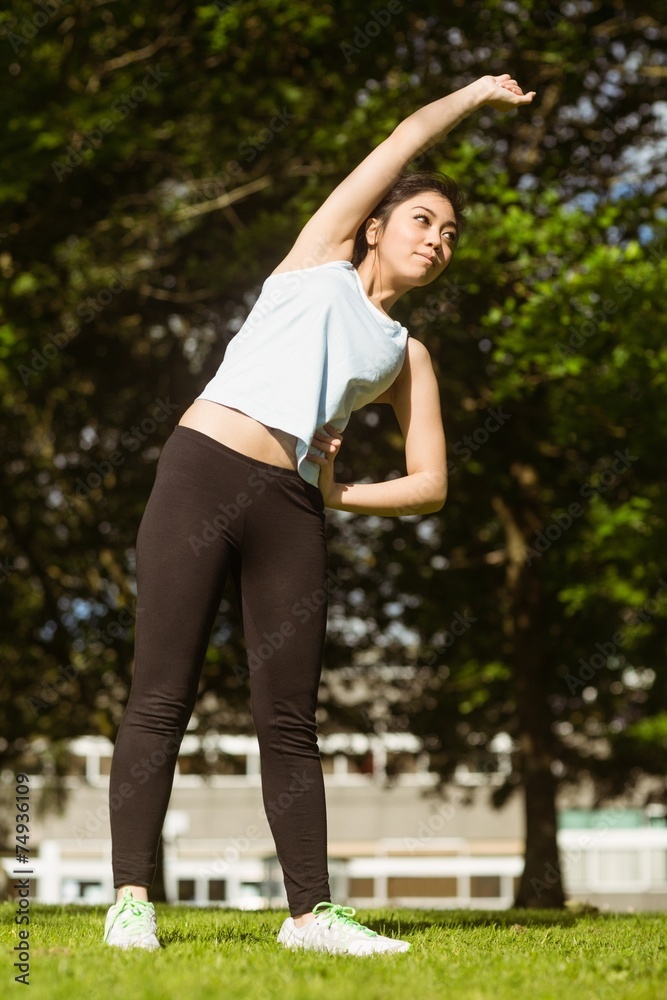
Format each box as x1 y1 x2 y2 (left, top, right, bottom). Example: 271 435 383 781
422 495 447 515
421 476 448 514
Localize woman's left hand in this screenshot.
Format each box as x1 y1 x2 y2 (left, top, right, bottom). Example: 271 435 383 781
478 73 536 111
307 423 344 506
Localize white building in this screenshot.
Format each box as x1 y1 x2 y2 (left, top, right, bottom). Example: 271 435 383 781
2 731 666 911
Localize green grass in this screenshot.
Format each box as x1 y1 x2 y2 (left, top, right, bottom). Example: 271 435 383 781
1 904 665 1000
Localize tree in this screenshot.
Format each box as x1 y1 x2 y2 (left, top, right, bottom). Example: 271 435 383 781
320 4 667 907
1 0 665 908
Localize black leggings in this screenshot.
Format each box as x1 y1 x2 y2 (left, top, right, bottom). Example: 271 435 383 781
109 425 332 916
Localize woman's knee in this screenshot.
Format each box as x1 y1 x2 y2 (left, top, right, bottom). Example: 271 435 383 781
123 695 192 741
254 712 319 757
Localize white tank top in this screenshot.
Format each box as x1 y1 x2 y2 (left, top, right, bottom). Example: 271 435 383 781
195 260 409 487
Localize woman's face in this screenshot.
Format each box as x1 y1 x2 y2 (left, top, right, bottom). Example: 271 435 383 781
366 192 459 287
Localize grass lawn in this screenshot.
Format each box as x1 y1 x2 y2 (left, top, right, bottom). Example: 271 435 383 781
1 904 665 1000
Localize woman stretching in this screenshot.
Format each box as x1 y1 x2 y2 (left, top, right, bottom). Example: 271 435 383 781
103 73 535 956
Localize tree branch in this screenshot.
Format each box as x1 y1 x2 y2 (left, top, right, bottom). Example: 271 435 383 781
172 176 273 221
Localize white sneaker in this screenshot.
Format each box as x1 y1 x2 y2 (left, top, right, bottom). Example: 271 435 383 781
277 901 411 956
104 887 160 951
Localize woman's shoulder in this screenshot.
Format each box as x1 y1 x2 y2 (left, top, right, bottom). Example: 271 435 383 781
266 258 354 281
268 235 356 277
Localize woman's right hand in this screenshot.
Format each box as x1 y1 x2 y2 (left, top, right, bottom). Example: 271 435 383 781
307 423 344 508
477 74 536 111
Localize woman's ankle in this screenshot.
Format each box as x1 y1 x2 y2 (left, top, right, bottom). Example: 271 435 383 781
116 884 149 903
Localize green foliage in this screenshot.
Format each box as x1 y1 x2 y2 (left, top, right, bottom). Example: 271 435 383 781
1 0 666 899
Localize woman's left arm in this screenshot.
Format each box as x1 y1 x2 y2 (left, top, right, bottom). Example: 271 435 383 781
311 339 447 516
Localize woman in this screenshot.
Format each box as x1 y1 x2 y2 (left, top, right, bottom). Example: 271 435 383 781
103 73 535 956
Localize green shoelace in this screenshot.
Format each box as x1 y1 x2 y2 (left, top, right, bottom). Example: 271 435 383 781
312 902 378 937
114 891 155 932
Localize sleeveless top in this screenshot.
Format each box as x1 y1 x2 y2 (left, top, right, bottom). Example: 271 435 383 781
195 259 409 487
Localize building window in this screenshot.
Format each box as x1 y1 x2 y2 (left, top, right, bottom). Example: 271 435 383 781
562 852 587 891
388 877 458 898
211 754 247 776
239 883 262 899
650 851 667 883
14 750 42 775
347 752 374 776
178 879 196 902
64 753 87 778
598 851 641 883
62 879 104 902
178 753 247 776
209 880 227 902
385 752 418 776
348 878 375 897
470 876 501 898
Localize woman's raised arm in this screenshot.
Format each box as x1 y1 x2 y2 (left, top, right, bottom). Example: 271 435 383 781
272 74 536 275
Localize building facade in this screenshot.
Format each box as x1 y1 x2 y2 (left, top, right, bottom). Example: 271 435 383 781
2 732 666 911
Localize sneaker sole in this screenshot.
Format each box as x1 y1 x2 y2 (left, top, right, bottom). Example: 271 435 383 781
105 931 161 951
277 925 410 955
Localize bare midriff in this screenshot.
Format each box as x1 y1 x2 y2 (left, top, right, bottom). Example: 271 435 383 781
177 399 299 471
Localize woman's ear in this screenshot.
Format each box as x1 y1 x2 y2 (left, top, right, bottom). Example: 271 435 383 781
364 216 381 251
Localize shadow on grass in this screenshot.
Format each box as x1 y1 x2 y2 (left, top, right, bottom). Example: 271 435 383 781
356 908 641 933
151 905 636 937
22 903 651 946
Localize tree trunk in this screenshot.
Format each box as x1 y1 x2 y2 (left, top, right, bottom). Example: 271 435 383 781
515 757 564 907
492 485 565 909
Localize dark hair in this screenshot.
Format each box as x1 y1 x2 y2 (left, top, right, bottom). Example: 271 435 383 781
350 169 467 268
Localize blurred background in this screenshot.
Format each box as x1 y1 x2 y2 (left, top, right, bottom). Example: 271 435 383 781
1 0 666 912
